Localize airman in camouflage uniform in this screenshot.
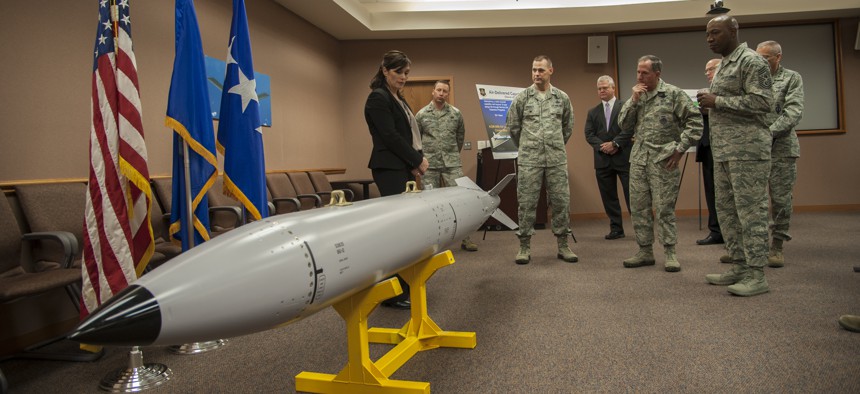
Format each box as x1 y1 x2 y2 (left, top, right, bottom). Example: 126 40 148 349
417 80 478 251
506 55 577 265
618 55 703 273
756 41 804 268
699 15 774 297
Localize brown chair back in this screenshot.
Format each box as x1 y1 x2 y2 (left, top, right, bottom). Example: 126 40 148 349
308 171 334 193
207 175 243 234
287 172 317 197
15 183 87 267
151 177 173 215
268 173 317 210
0 195 23 278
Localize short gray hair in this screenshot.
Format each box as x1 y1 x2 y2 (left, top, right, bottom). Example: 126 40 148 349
597 75 615 87
637 55 663 73
756 40 782 55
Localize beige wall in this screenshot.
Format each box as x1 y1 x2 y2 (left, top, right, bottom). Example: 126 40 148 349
0 0 343 180
1 1 858 215
339 20 860 214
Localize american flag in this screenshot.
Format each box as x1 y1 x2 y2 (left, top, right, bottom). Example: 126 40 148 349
81 0 154 318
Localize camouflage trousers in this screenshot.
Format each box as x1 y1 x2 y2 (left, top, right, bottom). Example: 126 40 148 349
769 157 797 242
423 166 464 189
516 164 570 237
715 160 771 268
629 160 680 247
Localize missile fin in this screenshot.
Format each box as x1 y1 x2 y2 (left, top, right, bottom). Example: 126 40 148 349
491 208 518 230
488 173 516 197
454 176 482 191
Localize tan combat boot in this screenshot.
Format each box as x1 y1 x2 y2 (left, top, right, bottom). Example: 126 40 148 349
664 245 680 272
727 266 769 296
556 235 578 263
719 254 732 264
623 245 655 268
705 263 747 285
460 237 478 252
768 238 784 268
838 315 860 333
515 236 531 265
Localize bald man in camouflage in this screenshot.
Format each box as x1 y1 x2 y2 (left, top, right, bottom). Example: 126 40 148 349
699 15 774 297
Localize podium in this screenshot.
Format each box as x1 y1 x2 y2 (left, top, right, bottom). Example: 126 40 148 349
477 148 547 230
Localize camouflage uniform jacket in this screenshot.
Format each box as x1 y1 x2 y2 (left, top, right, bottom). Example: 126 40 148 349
618 79 703 165
506 84 574 167
767 66 803 158
416 101 465 168
708 42 774 162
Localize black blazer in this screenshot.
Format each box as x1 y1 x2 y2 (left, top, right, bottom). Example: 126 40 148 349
584 100 632 169
364 87 423 170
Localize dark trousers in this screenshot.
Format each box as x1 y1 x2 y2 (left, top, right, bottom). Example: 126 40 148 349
372 168 414 303
595 165 630 232
699 146 722 237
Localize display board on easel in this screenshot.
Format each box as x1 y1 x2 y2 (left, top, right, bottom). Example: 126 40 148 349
475 84 523 160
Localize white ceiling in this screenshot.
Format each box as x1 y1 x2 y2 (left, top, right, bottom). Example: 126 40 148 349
274 0 860 40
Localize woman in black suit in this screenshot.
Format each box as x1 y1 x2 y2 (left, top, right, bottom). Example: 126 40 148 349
364 50 428 309
365 50 429 196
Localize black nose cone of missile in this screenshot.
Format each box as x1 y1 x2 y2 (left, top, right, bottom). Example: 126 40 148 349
68 285 161 346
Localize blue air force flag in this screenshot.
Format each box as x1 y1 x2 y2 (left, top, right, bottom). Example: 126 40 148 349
216 0 268 221
165 0 218 251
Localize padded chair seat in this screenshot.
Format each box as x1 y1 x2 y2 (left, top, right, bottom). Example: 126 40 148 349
0 268 80 301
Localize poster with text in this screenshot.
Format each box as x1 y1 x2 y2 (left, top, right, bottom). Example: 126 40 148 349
476 84 524 160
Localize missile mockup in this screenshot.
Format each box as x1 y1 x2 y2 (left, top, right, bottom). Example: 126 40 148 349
69 176 516 346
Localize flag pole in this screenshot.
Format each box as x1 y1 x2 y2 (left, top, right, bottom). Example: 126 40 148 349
183 142 195 248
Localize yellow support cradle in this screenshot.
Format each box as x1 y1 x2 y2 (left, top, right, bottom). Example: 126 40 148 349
295 250 476 393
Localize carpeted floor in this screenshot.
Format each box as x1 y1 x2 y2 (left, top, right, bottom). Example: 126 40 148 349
3 211 859 393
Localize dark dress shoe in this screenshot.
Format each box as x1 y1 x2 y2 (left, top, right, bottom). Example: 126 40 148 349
696 234 724 245
605 231 625 240
381 300 411 310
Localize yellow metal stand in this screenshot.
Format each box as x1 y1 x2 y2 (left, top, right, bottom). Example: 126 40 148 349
295 250 475 393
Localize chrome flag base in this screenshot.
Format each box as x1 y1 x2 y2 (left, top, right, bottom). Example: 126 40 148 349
167 339 228 355
98 347 171 392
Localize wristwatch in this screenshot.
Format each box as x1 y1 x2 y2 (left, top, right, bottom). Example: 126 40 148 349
612 141 620 148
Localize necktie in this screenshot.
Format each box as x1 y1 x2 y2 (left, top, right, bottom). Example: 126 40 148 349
604 102 612 129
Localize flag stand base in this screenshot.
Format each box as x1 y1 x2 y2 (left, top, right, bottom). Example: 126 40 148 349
167 339 228 355
296 250 476 393
98 347 171 392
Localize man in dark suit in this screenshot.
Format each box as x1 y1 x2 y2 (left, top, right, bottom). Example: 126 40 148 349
695 58 724 246
584 75 632 240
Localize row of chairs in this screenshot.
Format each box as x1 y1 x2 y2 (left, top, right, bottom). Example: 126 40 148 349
0 171 377 388
0 171 376 339
1 182 97 367
0 170 374 311
150 171 361 237
0 171 376 313
147 171 373 267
